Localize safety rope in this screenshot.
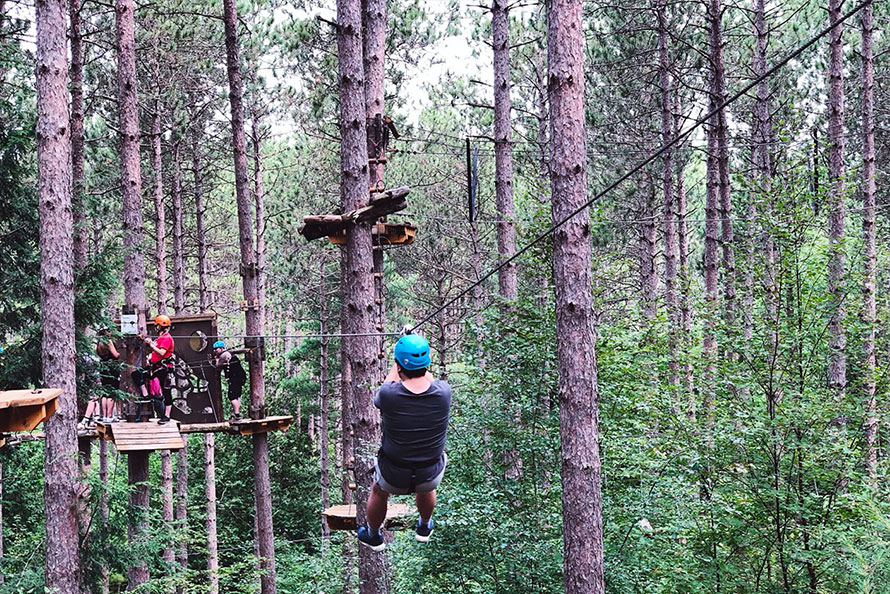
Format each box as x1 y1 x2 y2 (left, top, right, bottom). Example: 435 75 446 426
408 0 869 333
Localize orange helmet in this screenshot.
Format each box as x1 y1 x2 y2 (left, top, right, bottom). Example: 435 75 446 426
154 315 172 328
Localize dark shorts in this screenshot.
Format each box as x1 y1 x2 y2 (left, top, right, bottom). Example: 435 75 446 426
374 452 448 495
131 363 174 406
228 382 244 402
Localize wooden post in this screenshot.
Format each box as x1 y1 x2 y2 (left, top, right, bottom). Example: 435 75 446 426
319 257 331 540
99 439 110 594
162 450 175 574
205 433 219 594
128 452 150 586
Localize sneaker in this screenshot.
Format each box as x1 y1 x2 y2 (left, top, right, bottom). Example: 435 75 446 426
357 526 385 552
158 417 170 425
229 412 242 422
415 518 433 543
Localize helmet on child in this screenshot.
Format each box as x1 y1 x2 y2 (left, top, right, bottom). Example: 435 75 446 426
393 334 431 370
154 315 172 328
213 340 226 349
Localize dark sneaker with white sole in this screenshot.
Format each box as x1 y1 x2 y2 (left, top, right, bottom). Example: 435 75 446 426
415 518 433 543
357 526 385 552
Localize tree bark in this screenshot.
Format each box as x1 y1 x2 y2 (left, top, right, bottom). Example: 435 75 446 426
703 27 721 426
193 128 209 311
546 1 604 593
221 2 276 591
175 443 188 594
70 0 88 271
640 175 658 321
117 2 151 582
319 257 332 539
861 0 876 480
827 0 846 401
152 98 169 315
172 140 185 314
252 119 266 326
205 433 219 594
673 93 695 419
99 439 110 594
37 1 81 591
492 0 518 303
161 450 175 573
658 0 679 396
340 0 383 591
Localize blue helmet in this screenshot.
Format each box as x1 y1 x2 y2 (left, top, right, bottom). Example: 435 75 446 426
394 335 430 370
213 340 226 349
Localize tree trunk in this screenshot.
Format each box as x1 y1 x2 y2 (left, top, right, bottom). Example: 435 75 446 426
546 1 604 593
319 258 332 539
152 98 169 315
70 0 87 271
339 250 356 594
193 129 209 311
827 0 846 401
161 450 175 574
99 439 110 594
340 1 383 591
861 0 876 480
117 2 151 583
640 175 658 321
674 93 695 419
205 433 219 594
173 141 185 314
252 119 266 326
222 2 276 591
703 42 721 427
175 443 188 594
492 0 518 303
658 0 679 396
37 1 81 591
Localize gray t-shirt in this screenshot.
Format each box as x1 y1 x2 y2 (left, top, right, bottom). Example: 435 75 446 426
374 379 452 470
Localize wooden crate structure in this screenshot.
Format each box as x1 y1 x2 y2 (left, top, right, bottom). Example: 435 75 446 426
230 415 293 435
322 503 413 531
328 222 416 246
96 421 185 451
0 389 60 433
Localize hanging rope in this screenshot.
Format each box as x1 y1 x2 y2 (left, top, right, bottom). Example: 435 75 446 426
408 0 869 334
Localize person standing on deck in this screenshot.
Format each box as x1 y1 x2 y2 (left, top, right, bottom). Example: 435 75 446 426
131 315 176 424
209 340 245 421
357 334 452 552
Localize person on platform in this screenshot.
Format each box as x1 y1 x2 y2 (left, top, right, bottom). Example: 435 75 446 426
95 328 121 422
131 315 176 424
356 334 452 552
209 340 245 421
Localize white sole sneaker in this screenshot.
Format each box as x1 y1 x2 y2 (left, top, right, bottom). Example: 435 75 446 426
415 531 432 543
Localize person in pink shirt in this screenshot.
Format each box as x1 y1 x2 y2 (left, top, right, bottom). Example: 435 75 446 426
131 315 176 424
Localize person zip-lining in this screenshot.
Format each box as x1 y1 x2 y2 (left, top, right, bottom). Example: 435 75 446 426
209 340 245 421
131 315 176 424
356 334 452 552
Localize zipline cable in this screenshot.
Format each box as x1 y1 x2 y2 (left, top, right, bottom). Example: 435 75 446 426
409 0 868 333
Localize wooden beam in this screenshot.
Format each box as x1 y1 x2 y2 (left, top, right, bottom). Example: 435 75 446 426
322 503 413 531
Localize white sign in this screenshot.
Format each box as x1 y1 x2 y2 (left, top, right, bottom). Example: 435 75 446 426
121 314 139 335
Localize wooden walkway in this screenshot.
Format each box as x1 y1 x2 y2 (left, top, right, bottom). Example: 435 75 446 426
96 421 186 451
322 503 413 531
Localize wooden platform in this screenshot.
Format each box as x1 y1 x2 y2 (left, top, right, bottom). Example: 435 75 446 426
328 222 417 246
322 503 413 531
95 421 185 451
300 186 411 241
230 415 293 435
0 389 61 433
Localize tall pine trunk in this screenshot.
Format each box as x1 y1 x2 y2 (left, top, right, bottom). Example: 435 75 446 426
222 2 276 592
193 128 209 311
338 0 383 591
205 433 219 594
172 141 185 313
861 0 876 480
827 0 846 401
116 0 151 587
175 443 188 594
151 97 168 314
319 257 331 539
658 0 679 396
37 1 81 591
674 93 695 417
492 0 518 303
161 450 175 572
70 0 87 271
252 119 266 326
547 1 604 592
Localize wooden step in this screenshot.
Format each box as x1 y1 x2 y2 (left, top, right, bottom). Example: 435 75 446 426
95 421 185 451
322 503 413 531
229 415 293 435
0 389 61 433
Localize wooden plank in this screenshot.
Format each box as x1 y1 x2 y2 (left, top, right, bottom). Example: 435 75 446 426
230 415 293 436
179 422 235 434
0 389 62 410
322 503 413 531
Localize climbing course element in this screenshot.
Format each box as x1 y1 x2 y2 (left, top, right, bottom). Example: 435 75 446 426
299 186 411 241
322 503 412 531
328 221 416 246
0 389 60 433
229 415 293 435
95 420 185 451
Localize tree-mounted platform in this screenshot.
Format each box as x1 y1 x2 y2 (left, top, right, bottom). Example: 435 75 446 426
327 221 417 246
322 503 413 531
95 421 186 452
0 389 60 433
300 186 411 241
230 415 293 435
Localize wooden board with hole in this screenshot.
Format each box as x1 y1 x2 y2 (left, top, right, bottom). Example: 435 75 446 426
322 503 413 531
95 421 185 451
229 415 293 435
0 389 61 433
